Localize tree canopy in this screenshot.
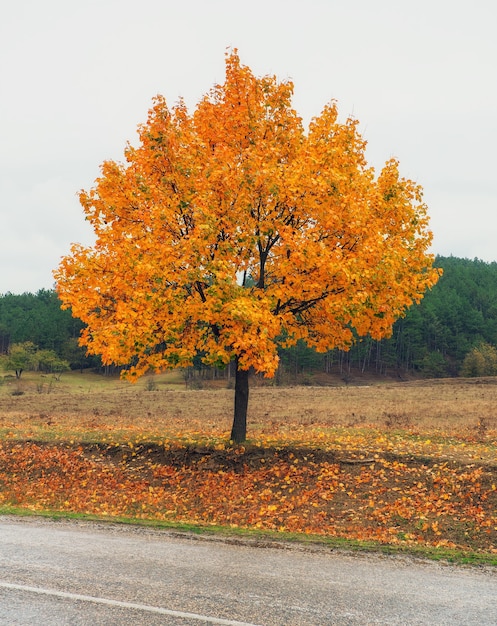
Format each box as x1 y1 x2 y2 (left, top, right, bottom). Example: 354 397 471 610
55 51 439 441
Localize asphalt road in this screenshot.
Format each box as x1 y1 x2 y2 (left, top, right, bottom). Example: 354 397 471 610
0 516 496 625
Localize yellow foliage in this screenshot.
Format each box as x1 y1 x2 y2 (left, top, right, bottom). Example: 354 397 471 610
54 50 440 380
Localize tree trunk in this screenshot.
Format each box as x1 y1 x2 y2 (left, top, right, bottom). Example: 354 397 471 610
230 358 249 443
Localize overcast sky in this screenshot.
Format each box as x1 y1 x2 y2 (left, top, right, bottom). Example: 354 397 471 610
1 0 496 294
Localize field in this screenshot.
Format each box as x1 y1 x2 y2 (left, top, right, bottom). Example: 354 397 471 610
0 371 496 564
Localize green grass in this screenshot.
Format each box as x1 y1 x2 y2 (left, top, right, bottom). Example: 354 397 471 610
0 368 186 396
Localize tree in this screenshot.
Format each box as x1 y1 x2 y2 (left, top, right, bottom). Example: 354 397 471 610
2 342 37 379
60 337 95 372
36 349 70 379
0 342 70 380
54 51 440 442
0 324 9 355
461 342 497 377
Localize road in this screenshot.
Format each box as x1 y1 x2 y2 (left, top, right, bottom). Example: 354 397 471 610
0 516 496 625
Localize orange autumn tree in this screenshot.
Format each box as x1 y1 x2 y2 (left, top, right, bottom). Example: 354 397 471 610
55 51 440 443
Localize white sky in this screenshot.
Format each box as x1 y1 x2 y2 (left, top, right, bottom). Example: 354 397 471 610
1 0 496 294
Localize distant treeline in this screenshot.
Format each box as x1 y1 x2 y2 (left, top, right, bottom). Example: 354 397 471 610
1 256 497 379
0 289 98 371
283 256 497 379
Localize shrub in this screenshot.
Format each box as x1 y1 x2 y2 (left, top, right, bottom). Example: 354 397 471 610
461 342 497 377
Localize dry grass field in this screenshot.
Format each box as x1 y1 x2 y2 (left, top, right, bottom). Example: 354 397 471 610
1 370 496 561
1 371 496 453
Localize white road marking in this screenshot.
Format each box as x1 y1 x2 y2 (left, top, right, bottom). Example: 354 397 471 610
0 581 262 626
